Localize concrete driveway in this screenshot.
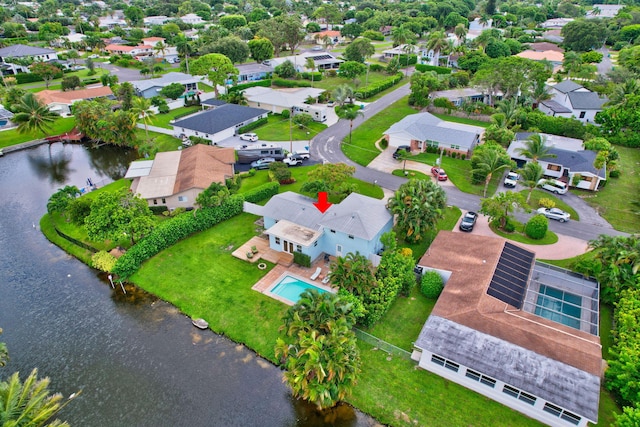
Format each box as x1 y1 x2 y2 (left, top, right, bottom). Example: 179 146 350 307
367 148 455 187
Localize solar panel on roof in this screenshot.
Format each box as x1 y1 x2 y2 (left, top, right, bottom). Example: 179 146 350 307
311 54 333 60
487 242 535 308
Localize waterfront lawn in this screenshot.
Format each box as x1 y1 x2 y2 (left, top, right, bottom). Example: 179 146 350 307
343 96 417 166
574 146 639 233
135 129 182 153
253 114 327 141
522 189 580 221
0 117 76 149
148 106 201 129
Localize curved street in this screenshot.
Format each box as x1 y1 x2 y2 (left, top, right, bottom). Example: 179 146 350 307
309 83 627 245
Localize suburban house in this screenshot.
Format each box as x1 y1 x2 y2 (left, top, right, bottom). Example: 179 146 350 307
507 133 606 191
245 191 393 264
516 49 564 67
172 103 268 144
0 44 58 75
243 86 327 122
413 231 601 427
264 52 342 72
529 42 564 53
429 87 501 107
105 43 153 57
143 15 170 26
310 30 345 45
124 144 235 210
131 72 200 98
35 86 114 116
180 13 205 25
383 112 482 157
235 63 272 83
586 4 624 18
539 80 607 123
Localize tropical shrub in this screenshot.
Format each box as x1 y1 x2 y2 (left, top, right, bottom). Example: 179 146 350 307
228 79 271 93
300 71 323 81
538 198 556 209
421 271 444 299
91 250 117 272
237 117 268 134
415 64 452 74
293 251 311 267
355 73 403 99
525 214 548 240
272 78 311 88
243 182 279 203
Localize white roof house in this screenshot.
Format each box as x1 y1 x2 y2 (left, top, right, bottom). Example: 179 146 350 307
243 86 327 122
131 72 201 98
539 80 607 123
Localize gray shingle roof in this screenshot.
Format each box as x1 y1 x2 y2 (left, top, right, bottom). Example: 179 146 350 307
540 99 573 114
385 112 479 149
552 80 583 93
202 98 228 107
567 91 607 110
261 192 324 229
0 44 55 58
172 104 268 135
131 72 198 93
415 316 600 422
547 147 606 178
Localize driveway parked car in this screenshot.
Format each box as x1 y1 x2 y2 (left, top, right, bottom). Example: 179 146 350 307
250 157 276 170
240 133 258 142
283 155 304 166
459 211 478 232
289 150 310 160
537 207 571 222
431 167 448 181
393 145 410 159
504 171 519 188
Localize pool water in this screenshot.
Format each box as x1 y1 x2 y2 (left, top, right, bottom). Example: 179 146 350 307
535 285 582 330
270 275 328 304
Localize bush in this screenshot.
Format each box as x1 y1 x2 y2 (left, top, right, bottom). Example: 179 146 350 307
362 30 384 41
272 78 311 88
237 116 267 134
525 214 548 240
242 182 279 203
538 198 556 209
293 251 311 267
522 111 586 139
610 170 621 178
268 162 292 183
300 71 323 81
503 218 516 233
149 206 168 214
414 64 452 74
228 79 271 93
397 54 417 65
355 72 403 100
421 271 444 299
91 250 117 272
16 71 63 84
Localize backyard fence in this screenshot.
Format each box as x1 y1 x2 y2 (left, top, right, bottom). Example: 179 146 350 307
353 328 412 360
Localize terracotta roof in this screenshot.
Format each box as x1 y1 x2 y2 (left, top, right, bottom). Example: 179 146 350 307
173 144 235 194
530 42 564 53
417 231 601 376
142 37 165 42
516 50 564 62
317 30 341 37
35 86 113 105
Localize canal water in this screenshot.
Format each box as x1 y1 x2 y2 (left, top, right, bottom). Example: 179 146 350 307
0 142 377 427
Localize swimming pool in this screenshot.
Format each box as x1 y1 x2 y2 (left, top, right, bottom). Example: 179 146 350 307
268 274 330 305
534 285 582 330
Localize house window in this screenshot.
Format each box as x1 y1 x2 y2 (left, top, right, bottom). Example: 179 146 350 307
430 354 445 367
561 411 581 425
519 392 537 406
330 229 335 233
581 175 593 182
162 198 166 204
178 196 187 202
465 369 481 381
314 241 317 247
465 369 495 388
547 164 561 171
275 237 280 244
195 132 199 136
502 385 536 405
296 244 302 252
444 360 459 372
153 199 158 205
450 144 460 150
348 235 354 239
543 403 563 417
480 376 496 388
579 111 586 119
502 385 519 398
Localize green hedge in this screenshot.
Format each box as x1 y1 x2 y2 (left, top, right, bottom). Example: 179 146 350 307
113 195 244 278
421 270 444 298
525 214 548 240
300 71 323 81
238 117 268 134
397 54 418 65
355 73 403 99
293 251 311 267
228 79 271 93
16 71 64 84
272 78 312 88
521 111 586 139
242 181 279 203
415 64 452 74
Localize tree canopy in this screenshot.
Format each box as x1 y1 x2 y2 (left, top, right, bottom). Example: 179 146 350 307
190 53 238 98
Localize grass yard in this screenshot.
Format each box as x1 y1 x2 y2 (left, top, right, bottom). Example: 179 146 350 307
431 113 491 128
573 146 639 233
0 117 76 149
343 96 418 166
399 206 462 261
521 189 579 221
490 221 559 245
148 106 201 129
254 114 327 141
135 129 182 153
198 82 215 92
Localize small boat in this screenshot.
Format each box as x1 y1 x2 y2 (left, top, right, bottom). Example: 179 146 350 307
192 318 209 329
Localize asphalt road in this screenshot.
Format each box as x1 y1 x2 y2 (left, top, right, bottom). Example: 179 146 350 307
311 84 627 242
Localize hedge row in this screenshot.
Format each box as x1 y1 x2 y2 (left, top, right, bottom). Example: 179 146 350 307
355 72 403 100
521 111 586 140
242 181 279 203
113 195 244 278
415 64 452 75
272 78 312 88
300 71 323 81
16 71 64 84
228 79 271 93
238 117 268 134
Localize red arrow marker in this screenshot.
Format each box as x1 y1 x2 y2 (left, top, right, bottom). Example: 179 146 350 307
314 191 332 213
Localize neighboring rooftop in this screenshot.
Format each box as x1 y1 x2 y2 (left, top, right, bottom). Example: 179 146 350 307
384 112 480 149
0 44 55 58
172 104 268 135
35 86 113 105
131 72 199 93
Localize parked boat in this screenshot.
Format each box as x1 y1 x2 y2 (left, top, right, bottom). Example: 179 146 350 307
192 318 209 329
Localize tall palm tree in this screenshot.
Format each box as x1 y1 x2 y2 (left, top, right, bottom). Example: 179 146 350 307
131 97 155 144
496 98 520 128
340 107 364 145
305 57 316 87
328 252 376 296
332 84 355 106
516 133 557 163
471 148 513 197
518 162 544 203
176 37 193 74
454 23 467 44
425 31 448 66
391 25 414 47
153 41 168 59
12 93 59 135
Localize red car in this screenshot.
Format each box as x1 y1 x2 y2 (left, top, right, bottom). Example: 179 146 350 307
431 167 448 181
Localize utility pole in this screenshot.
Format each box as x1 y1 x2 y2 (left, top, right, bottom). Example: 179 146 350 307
289 107 293 153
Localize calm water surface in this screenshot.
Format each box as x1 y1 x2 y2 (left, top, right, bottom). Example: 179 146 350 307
0 143 377 427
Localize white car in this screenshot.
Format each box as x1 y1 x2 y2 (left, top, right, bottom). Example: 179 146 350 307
88 54 99 59
288 150 310 160
283 155 304 166
239 133 258 142
537 207 571 222
504 171 519 188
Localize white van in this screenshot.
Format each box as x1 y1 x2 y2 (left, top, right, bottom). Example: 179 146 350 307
537 178 568 195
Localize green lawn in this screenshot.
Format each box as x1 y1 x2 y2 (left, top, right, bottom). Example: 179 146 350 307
135 129 182 153
521 189 580 221
0 117 76 149
343 96 418 166
253 114 327 142
573 146 639 233
400 206 462 261
490 221 559 245
148 106 202 129
431 113 491 128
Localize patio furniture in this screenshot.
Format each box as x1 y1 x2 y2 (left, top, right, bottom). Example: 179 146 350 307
310 267 322 280
251 245 259 254
322 275 330 284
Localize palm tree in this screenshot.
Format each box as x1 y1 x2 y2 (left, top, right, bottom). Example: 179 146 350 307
391 25 414 47
12 93 59 135
328 252 376 296
496 98 519 128
454 23 467 44
153 41 167 59
340 107 364 145
131 97 155 144
176 37 193 74
516 133 556 163
425 31 448 66
305 57 316 87
402 41 415 75
332 84 355 106
471 148 513 197
563 52 582 78
518 162 544 203
139 67 151 79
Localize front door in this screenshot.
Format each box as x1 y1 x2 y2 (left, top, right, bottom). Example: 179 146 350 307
284 241 294 254
336 244 343 257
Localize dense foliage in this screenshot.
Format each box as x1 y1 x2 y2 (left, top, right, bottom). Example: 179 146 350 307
524 214 548 240
420 270 444 299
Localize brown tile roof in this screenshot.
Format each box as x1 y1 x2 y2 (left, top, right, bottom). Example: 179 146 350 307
530 42 564 53
417 231 601 376
516 50 564 62
173 144 235 194
35 86 113 105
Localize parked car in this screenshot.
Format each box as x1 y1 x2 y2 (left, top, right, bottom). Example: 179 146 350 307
393 145 411 159
504 171 519 188
327 100 335 107
537 207 571 222
459 211 478 232
431 167 448 181
289 150 310 160
88 54 99 59
239 133 258 142
250 157 276 170
70 65 86 71
283 155 304 166
537 178 568 195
